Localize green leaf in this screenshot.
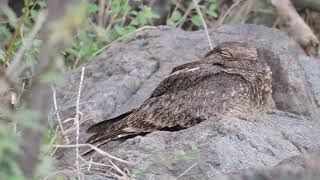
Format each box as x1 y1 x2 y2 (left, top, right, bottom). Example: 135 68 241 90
191 16 201 27
0 49 6 62
111 0 121 15
38 0 47 8
158 152 166 161
25 39 41 73
131 165 144 177
86 3 99 14
114 25 126 35
207 4 218 18
191 144 199 151
130 19 139 26
171 10 182 21
166 19 176 27
0 26 11 40
123 3 131 13
0 106 13 118
14 110 43 131
167 10 182 27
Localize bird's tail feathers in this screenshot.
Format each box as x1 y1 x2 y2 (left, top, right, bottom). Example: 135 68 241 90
86 110 133 133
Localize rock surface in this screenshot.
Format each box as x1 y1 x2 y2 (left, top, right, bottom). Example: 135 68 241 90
58 111 320 179
216 151 320 180
55 24 320 179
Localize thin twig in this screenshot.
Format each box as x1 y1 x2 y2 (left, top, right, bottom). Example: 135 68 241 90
75 67 85 179
170 0 187 12
192 0 213 50
109 160 128 178
87 157 93 171
177 2 193 28
79 155 128 179
80 156 117 171
121 0 130 26
178 163 198 178
73 42 83 69
51 85 69 144
10 91 17 133
53 144 133 165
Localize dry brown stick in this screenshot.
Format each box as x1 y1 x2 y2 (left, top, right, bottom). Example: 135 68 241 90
270 0 319 55
98 0 105 27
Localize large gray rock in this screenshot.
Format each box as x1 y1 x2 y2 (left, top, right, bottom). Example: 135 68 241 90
216 151 320 180
56 24 319 124
58 111 320 179
55 24 320 179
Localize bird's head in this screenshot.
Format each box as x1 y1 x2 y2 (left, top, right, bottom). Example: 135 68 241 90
203 42 258 64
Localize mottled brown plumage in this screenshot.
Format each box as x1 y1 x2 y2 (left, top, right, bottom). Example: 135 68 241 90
86 42 272 147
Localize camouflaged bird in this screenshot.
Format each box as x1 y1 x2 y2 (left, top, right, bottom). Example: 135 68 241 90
86 42 272 147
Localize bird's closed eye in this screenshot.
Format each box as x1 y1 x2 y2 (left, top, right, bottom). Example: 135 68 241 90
219 50 233 59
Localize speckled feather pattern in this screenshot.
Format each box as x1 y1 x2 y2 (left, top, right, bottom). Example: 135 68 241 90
86 42 272 145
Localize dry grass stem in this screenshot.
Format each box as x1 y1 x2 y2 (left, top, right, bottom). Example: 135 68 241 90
177 2 193 28
178 163 198 178
75 67 85 179
192 0 213 50
53 144 133 165
73 43 83 69
51 85 69 144
10 91 17 133
121 0 130 26
109 160 130 179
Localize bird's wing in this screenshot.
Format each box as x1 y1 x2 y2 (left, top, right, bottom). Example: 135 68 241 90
85 64 254 147
123 64 229 129
85 64 223 145
150 63 221 97
170 60 202 73
86 110 134 133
